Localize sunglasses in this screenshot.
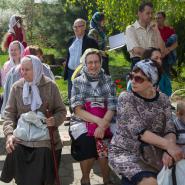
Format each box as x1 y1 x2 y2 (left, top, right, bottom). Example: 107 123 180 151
129 73 147 84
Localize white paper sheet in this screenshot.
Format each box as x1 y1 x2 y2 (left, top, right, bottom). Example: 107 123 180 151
108 32 126 51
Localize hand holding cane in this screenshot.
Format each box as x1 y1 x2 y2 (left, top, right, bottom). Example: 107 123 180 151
46 105 61 185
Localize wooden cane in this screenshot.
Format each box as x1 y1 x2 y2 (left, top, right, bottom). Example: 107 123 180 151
46 105 61 185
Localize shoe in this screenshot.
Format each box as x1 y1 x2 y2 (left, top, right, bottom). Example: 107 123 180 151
80 179 91 185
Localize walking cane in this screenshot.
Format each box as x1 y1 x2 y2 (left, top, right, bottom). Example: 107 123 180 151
46 105 61 185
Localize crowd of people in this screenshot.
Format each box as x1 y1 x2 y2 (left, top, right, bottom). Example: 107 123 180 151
0 1 184 185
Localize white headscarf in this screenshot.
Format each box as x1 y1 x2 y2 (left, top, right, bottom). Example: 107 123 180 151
8 40 24 67
21 55 44 111
8 15 17 34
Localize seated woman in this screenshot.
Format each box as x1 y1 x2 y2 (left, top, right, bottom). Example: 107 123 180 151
109 59 183 185
1 45 55 117
1 15 27 52
0 55 67 185
70 48 117 185
1 40 24 87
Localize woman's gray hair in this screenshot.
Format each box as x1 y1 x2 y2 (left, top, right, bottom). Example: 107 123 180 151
80 48 102 65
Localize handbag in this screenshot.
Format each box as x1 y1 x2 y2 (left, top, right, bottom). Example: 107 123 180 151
13 111 50 141
139 142 163 171
134 100 164 171
84 101 112 138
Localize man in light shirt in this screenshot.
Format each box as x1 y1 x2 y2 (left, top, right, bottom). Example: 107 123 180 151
126 2 165 69
64 18 98 102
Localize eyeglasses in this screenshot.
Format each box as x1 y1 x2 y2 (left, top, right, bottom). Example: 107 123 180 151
73 25 85 29
86 60 100 66
129 73 147 84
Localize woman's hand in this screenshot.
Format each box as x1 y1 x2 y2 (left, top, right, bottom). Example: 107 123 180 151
6 135 18 153
46 117 55 127
162 152 173 167
166 142 183 162
94 126 105 139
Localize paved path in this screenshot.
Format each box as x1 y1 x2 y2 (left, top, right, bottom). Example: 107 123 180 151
0 120 121 185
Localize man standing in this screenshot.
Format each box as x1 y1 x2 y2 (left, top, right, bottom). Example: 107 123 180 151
156 11 178 76
64 18 98 101
126 2 165 69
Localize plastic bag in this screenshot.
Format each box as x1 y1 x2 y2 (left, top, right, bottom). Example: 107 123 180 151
176 160 185 185
13 111 50 141
157 166 173 185
157 160 185 185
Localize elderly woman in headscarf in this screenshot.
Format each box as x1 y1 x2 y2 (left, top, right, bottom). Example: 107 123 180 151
1 45 55 118
0 55 67 185
70 48 117 185
1 15 27 52
109 59 183 185
1 40 24 87
88 12 110 75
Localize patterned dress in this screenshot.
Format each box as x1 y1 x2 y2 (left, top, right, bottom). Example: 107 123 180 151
108 91 175 179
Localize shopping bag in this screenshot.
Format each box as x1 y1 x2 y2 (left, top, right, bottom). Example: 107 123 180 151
157 166 173 185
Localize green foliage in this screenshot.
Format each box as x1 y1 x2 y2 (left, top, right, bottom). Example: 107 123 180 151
69 0 185 33
68 0 185 66
0 53 8 67
0 0 88 55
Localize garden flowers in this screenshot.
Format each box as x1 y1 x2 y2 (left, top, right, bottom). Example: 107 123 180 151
115 79 126 95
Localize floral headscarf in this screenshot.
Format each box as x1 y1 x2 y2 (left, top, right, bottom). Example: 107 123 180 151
134 59 159 85
90 12 106 49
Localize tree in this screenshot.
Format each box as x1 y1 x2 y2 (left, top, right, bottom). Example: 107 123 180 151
0 0 88 54
68 0 185 66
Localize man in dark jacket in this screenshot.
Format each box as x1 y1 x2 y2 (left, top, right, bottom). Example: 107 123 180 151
64 18 98 101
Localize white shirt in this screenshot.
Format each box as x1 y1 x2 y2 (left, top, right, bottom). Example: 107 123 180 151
68 38 83 70
126 20 158 58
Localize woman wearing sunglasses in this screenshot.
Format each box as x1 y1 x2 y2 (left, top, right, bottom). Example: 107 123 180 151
127 48 172 97
109 59 183 185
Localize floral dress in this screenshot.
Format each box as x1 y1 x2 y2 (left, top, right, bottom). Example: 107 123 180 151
108 91 175 179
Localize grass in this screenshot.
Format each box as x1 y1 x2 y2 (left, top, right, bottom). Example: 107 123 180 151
0 53 8 67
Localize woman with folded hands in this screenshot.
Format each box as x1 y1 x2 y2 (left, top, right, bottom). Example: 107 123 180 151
70 48 117 185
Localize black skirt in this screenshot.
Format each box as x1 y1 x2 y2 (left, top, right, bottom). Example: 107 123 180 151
0 144 61 185
70 133 98 161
